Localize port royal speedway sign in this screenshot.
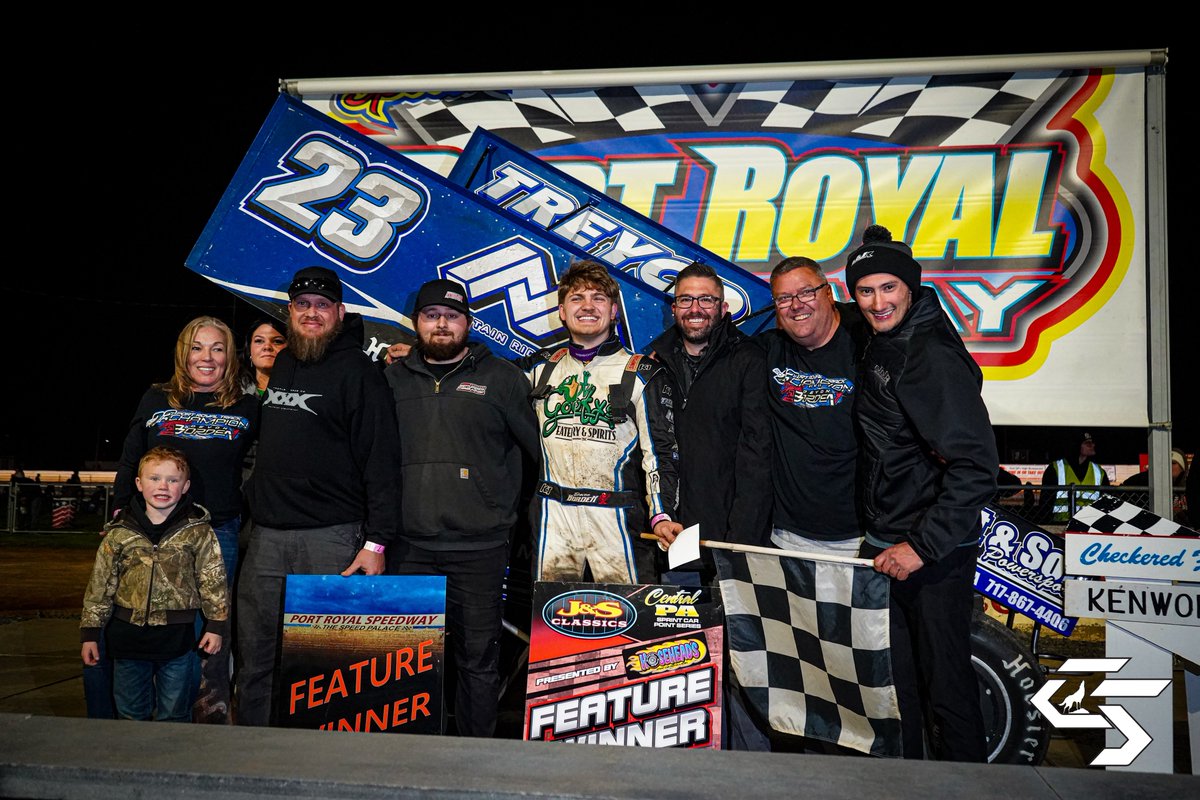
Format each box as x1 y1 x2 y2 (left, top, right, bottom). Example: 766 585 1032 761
295 61 1151 425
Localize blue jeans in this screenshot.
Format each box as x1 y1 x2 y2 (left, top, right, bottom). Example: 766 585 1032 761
211 516 241 587
83 635 116 719
113 651 196 722
195 516 239 724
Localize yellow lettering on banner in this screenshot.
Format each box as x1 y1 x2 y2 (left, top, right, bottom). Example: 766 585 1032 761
913 153 995 259
777 155 862 261
993 150 1056 258
607 160 681 218
865 155 940 243
691 144 785 261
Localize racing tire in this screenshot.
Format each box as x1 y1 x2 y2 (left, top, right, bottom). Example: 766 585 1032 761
971 612 1050 765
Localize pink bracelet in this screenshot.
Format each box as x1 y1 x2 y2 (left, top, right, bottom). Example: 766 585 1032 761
649 514 670 529
363 541 386 554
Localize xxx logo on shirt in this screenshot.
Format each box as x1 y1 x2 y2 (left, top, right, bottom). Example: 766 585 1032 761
264 389 322 414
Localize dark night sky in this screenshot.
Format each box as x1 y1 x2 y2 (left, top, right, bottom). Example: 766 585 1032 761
4 24 1189 470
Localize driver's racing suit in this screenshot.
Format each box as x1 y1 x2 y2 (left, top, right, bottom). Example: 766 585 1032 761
525 338 678 584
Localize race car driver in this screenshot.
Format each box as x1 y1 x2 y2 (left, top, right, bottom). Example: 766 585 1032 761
524 260 681 584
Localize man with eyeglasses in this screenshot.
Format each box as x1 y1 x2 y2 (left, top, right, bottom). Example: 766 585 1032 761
761 256 867 558
238 265 400 726
648 261 773 752
648 261 772 581
385 279 539 737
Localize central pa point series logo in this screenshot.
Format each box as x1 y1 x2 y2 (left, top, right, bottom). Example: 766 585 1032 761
543 590 636 639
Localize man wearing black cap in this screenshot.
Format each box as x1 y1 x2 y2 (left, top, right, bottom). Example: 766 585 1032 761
847 226 997 761
385 278 539 737
238 265 400 727
1042 432 1109 521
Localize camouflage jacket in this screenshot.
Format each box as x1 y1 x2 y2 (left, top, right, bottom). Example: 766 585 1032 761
80 501 228 640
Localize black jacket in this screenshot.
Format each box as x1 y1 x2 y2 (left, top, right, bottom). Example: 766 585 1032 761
855 288 997 563
246 314 400 543
650 315 772 546
386 341 539 549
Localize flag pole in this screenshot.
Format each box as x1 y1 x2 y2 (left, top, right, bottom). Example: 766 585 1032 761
638 533 874 567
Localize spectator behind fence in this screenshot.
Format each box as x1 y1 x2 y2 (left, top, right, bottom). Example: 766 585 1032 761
1040 431 1109 522
1121 447 1187 487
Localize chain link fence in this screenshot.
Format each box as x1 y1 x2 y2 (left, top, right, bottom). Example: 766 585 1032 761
3 482 116 534
990 483 1190 532
2 480 1191 534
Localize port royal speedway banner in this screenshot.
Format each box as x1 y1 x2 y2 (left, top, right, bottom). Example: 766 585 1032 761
525 582 724 748
186 95 674 358
278 575 446 734
296 63 1150 425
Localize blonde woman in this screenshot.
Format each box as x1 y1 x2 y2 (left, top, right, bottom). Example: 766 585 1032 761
110 316 259 723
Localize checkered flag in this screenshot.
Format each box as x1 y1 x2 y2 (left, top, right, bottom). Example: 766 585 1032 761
712 547 900 757
378 71 1070 151
1067 495 1198 537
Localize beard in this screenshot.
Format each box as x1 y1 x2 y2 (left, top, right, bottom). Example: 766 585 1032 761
288 318 343 363
679 313 718 346
417 327 469 362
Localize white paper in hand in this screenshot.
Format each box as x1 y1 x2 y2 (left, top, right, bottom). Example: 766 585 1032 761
668 524 701 570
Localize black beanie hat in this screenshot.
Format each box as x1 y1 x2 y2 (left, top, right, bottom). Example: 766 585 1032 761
844 225 922 295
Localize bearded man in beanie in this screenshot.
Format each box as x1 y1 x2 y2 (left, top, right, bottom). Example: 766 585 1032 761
238 266 400 726
848 226 997 761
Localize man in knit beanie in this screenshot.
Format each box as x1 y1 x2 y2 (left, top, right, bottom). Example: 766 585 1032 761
848 225 998 761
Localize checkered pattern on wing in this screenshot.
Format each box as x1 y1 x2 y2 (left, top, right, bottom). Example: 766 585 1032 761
392 72 1059 151
1067 495 1197 537
714 548 901 757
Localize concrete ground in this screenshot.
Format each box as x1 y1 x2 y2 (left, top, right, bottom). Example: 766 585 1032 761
1 532 1195 796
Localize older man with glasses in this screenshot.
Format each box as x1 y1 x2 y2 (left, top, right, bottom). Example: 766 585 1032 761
759 256 867 559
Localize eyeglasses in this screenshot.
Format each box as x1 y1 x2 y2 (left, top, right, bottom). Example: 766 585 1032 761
291 298 337 312
674 295 721 309
773 284 828 307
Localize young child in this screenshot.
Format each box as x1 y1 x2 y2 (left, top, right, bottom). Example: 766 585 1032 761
81 446 228 721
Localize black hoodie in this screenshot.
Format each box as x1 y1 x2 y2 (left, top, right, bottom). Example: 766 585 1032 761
855 288 997 562
246 314 400 543
386 341 539 549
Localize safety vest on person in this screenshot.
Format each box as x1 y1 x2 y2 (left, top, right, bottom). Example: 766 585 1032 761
1053 459 1104 521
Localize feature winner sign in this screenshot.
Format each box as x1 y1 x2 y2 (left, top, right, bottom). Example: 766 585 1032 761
525 583 723 748
279 575 446 734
